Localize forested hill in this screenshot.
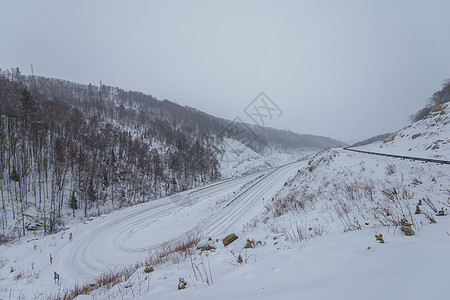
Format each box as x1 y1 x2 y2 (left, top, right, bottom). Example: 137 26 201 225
2 69 343 151
0 67 342 240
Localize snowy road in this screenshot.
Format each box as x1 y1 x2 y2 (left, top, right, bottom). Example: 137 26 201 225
53 160 307 287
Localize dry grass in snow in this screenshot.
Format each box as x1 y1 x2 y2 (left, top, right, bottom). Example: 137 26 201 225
265 148 449 238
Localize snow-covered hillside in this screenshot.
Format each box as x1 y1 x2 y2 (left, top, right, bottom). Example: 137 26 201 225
0 71 343 244
356 102 450 160
219 138 314 177
64 148 447 300
128 147 448 300
1 102 449 300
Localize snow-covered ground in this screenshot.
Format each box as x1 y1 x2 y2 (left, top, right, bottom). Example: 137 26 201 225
0 160 306 299
1 104 449 300
354 102 450 160
124 148 449 300
2 146 449 299
132 217 450 300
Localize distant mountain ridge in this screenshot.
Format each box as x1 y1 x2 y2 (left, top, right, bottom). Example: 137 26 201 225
19 73 344 152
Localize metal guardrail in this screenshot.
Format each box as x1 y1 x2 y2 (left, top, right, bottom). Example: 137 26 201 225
343 147 450 165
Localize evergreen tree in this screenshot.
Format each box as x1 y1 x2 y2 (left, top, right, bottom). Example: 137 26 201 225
19 88 37 122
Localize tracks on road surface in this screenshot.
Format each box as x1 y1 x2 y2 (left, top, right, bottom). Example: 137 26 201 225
56 158 307 284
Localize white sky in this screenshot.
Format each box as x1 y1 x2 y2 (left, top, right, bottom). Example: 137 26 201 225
1 0 449 143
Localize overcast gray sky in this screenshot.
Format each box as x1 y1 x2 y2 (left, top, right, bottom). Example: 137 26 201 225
1 0 449 143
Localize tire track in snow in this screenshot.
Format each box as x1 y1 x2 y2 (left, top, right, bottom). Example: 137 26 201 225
57 171 265 283
57 159 307 287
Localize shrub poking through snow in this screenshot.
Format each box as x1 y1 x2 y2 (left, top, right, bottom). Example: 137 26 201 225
400 218 415 236
384 164 396 175
178 277 188 290
401 226 415 236
244 239 255 249
437 208 447 216
415 205 422 215
50 264 141 300
400 218 413 227
223 234 238 246
146 234 200 267
423 211 437 224
237 255 243 264
271 191 306 217
52 235 200 298
144 266 154 273
375 234 384 244
13 272 22 281
190 252 213 286
411 178 423 186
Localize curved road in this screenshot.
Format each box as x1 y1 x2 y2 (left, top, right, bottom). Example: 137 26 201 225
54 159 307 286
